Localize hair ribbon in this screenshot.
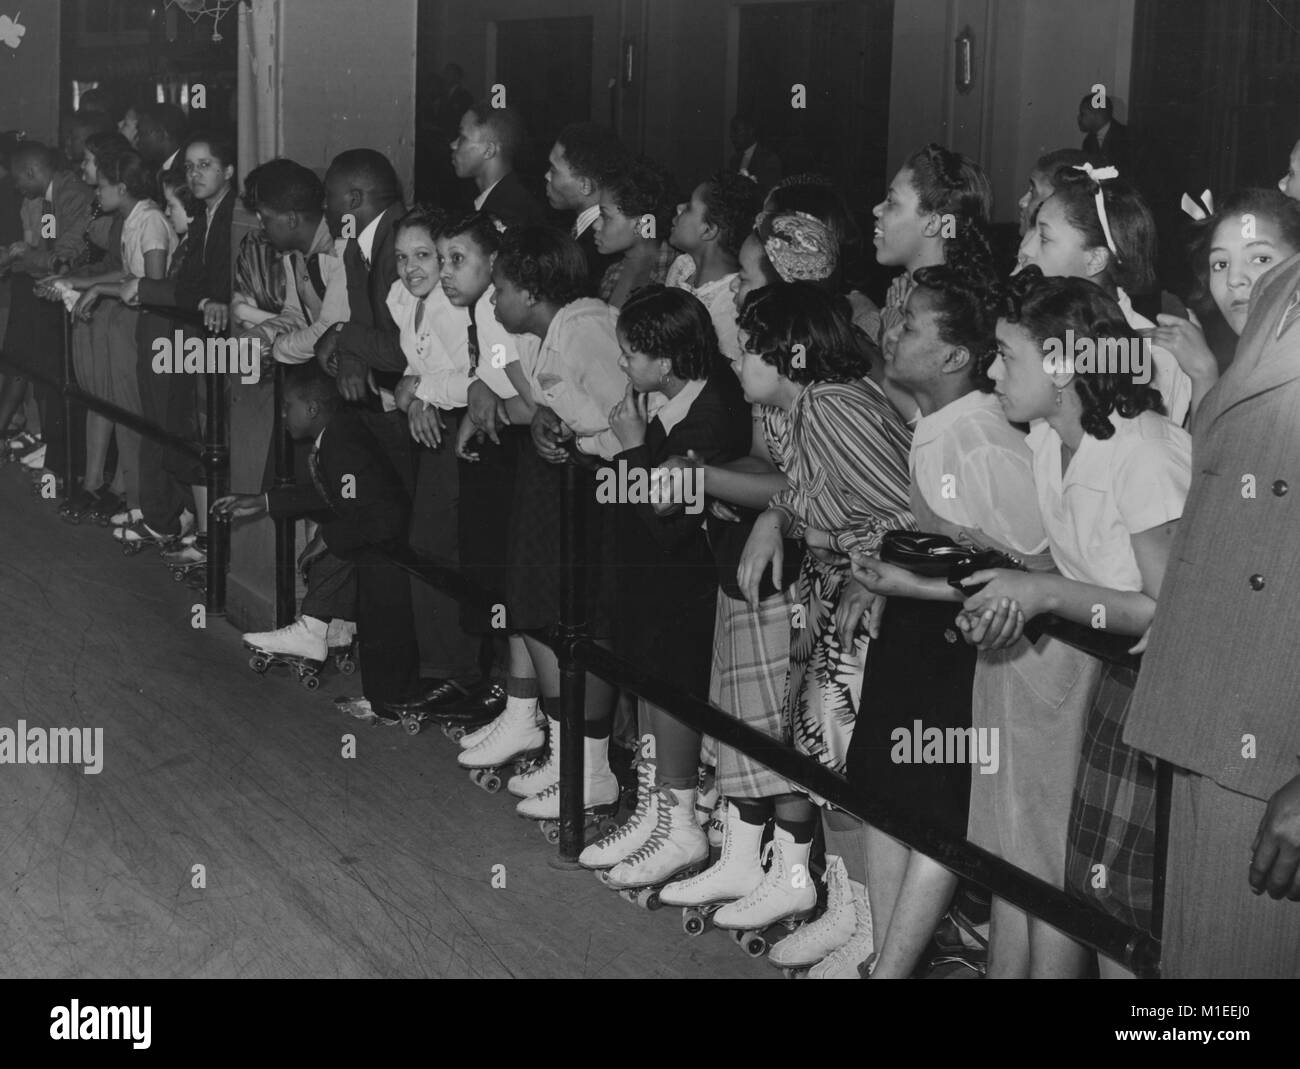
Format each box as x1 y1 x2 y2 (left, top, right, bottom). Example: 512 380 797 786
1072 162 1120 258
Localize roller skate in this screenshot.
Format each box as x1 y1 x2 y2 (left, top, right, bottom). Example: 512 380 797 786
601 786 709 909
326 619 358 676
661 801 766 937
506 716 559 797
113 518 177 556
806 872 875 979
3 429 40 464
385 679 490 737
709 827 817 958
455 697 544 789
162 533 207 584
923 897 989 978
86 489 125 528
579 746 658 872
768 854 859 977
16 440 47 470
243 616 328 690
58 485 98 525
516 734 621 845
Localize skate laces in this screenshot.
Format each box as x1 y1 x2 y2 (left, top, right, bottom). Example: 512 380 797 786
611 788 674 865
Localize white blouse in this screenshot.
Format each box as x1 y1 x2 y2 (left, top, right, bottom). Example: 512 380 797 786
387 283 520 410
667 253 742 365
1027 409 1191 591
1117 287 1192 428
120 200 175 279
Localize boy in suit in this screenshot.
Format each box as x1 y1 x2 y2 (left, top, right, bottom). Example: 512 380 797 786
544 123 627 292
1077 93 1131 175
450 104 544 229
213 362 421 719
1125 252 1300 977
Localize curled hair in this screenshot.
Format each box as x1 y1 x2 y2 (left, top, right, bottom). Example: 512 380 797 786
1050 167 1157 295
604 156 679 240
437 209 504 256
911 264 1000 390
393 203 447 242
97 147 155 202
996 267 1163 439
496 224 589 307
736 281 872 384
84 131 132 170
617 285 722 381
905 143 995 278
699 170 765 258
1186 187 1300 305
185 129 237 173
160 164 201 221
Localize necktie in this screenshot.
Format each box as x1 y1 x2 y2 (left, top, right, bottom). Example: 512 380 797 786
414 297 426 333
307 443 332 505
466 308 480 376
305 254 326 302
294 254 324 323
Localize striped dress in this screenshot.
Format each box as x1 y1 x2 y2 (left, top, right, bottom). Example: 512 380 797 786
769 379 914 785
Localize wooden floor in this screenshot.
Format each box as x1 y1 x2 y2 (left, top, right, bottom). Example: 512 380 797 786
0 465 770 979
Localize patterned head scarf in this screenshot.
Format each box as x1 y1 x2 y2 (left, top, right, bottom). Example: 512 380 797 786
762 210 838 282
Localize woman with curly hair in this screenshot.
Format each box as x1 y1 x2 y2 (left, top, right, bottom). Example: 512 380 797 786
694 283 912 965
959 269 1191 977
592 156 678 307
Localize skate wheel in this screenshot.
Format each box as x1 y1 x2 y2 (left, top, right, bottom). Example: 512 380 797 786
172 570 184 582
441 722 465 742
682 911 705 937
742 932 767 958
594 869 612 886
337 657 356 676
249 656 269 674
642 889 661 911
481 773 502 794
403 717 421 736
597 818 620 838
302 674 320 691
543 825 560 845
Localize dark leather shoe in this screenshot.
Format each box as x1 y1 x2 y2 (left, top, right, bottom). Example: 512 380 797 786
444 681 507 720
387 679 473 715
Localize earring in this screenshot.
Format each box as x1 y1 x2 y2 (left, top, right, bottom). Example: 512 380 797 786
1055 388 1063 406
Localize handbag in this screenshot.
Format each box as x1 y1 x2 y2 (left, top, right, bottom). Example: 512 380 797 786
878 530 1023 588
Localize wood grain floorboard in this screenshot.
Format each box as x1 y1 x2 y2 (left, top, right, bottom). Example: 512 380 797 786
0 466 771 979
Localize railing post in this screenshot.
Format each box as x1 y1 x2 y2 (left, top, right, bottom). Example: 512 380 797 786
61 311 74 497
204 368 229 615
272 361 296 626
555 458 588 864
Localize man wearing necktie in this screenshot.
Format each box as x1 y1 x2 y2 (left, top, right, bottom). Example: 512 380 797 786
543 123 626 294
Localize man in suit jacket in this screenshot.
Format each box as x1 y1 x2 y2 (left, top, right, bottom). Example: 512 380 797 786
450 103 544 229
214 363 420 714
5 142 95 486
1124 252 1300 977
544 123 626 293
1077 93 1131 175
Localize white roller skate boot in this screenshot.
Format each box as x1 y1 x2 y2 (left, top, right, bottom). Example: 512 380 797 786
515 733 620 819
604 787 709 892
458 698 545 770
806 875 874 978
243 616 329 663
459 696 537 751
579 753 659 869
768 854 858 972
506 715 558 797
711 826 817 932
660 802 765 908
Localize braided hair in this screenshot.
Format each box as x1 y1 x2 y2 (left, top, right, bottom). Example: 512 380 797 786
996 267 1163 440
905 143 995 278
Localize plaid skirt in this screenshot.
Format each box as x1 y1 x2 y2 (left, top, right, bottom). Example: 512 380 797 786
706 588 795 798
787 554 868 794
1065 662 1158 936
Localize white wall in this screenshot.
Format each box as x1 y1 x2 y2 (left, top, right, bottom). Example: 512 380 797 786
0 0 61 142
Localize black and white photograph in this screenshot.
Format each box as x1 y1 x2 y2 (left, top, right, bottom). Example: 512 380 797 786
0 0 1295 1038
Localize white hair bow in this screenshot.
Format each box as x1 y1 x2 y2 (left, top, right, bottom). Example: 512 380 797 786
1180 189 1215 222
1073 162 1121 258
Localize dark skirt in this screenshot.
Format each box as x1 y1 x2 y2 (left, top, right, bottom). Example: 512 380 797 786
503 444 616 636
1065 662 1157 936
846 597 978 838
458 424 525 635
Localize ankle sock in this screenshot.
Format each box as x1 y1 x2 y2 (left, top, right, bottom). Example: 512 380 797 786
507 675 539 699
733 797 773 825
774 815 816 843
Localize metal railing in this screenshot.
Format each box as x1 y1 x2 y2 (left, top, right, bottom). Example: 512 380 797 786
0 302 231 613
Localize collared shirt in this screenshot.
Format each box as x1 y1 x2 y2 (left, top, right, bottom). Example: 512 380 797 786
572 204 600 239
202 188 229 257
666 253 742 364
514 298 627 461
1116 286 1192 427
653 379 705 436
162 148 180 171
1027 408 1190 590
473 177 504 212
44 179 54 202
119 199 176 278
358 212 382 266
738 143 757 175
270 217 350 364
910 389 1046 555
389 282 520 408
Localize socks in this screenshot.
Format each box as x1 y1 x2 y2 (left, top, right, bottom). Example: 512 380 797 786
733 797 773 826
775 815 816 844
507 675 539 699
